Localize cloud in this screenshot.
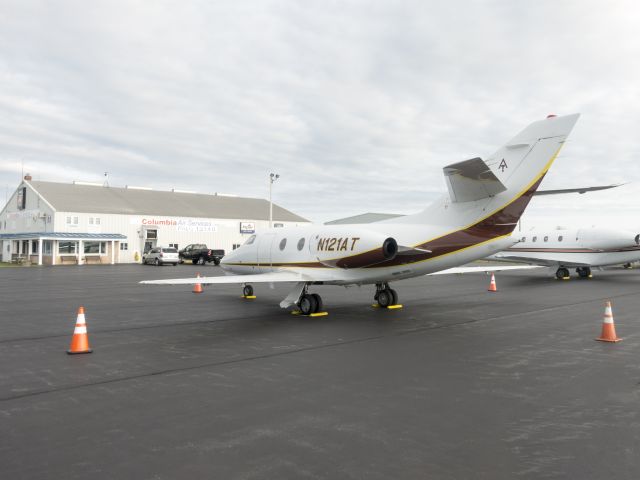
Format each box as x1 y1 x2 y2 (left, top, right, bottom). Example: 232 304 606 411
1 0 639 224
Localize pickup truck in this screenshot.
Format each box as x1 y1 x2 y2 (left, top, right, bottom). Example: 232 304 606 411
178 244 225 265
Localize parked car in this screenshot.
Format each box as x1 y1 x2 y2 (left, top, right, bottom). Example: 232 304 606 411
178 244 225 265
142 247 179 266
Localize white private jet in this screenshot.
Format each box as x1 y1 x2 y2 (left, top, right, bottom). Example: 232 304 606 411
142 114 580 314
490 227 640 279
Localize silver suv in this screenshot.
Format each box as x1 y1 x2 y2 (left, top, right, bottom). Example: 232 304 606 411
142 247 179 266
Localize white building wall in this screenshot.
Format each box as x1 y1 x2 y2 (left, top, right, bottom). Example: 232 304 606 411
0 181 55 235
54 211 310 263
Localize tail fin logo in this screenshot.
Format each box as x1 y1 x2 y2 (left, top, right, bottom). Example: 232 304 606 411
498 159 508 172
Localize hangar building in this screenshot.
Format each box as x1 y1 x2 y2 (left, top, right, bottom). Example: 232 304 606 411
0 176 310 265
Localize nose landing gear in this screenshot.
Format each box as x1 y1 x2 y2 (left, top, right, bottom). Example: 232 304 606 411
242 284 256 298
374 283 401 309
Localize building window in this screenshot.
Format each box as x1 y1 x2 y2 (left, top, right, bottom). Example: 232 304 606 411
84 241 106 255
43 241 52 255
73 217 79 225
66 216 71 225
59 241 77 254
120 243 129 251
32 241 39 254
279 238 287 250
89 217 94 225
169 243 178 249
95 217 100 225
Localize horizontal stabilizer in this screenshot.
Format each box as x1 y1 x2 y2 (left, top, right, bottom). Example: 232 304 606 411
443 157 507 203
534 184 622 196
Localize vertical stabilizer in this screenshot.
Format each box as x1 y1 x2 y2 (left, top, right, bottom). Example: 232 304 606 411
394 114 580 230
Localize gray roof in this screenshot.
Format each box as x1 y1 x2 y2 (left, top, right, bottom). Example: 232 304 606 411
325 212 405 225
28 181 309 222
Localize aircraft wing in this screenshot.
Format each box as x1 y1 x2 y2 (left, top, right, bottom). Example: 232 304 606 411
428 265 543 275
487 254 591 267
141 271 310 285
140 269 344 286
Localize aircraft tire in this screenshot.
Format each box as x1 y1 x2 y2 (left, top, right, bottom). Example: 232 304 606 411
377 289 392 308
577 267 590 278
556 267 570 279
389 288 398 306
299 294 317 315
311 293 323 313
243 285 254 297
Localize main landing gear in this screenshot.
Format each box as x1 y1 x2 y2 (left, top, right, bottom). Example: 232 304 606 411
297 285 324 316
555 266 592 280
374 282 399 308
576 266 592 279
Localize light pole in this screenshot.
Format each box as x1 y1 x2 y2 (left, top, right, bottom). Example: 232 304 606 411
269 172 279 228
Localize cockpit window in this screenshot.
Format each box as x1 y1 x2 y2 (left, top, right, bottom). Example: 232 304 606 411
244 235 256 245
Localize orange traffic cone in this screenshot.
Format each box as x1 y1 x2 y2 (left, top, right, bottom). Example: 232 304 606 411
67 306 93 354
487 273 497 292
596 300 621 342
193 273 203 294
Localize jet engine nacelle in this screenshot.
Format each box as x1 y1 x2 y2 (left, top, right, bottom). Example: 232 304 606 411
311 229 398 268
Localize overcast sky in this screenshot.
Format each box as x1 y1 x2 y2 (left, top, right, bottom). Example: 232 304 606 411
1 0 639 227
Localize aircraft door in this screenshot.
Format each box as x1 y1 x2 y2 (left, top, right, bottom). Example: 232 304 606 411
257 233 276 270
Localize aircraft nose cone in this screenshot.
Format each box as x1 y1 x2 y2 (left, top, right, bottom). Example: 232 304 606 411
220 252 233 271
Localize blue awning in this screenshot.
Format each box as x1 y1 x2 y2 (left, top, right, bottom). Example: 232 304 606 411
0 232 127 240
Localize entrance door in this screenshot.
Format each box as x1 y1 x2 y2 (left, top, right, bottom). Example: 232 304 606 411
257 233 276 270
144 240 156 253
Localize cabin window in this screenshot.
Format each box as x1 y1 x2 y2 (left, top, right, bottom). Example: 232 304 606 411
297 238 305 251
558 236 563 242
544 236 548 242
245 235 256 245
279 238 287 250
532 236 537 242
521 236 526 242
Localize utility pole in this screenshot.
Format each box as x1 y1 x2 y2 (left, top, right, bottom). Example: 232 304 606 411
269 172 279 228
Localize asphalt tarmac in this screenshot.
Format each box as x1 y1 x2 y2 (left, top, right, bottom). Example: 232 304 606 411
1 264 639 479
